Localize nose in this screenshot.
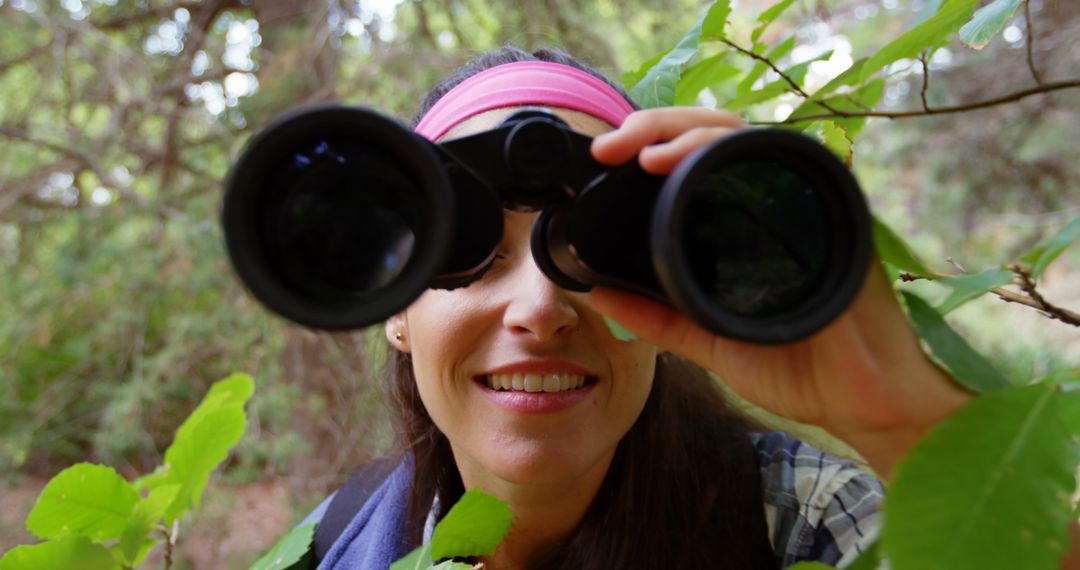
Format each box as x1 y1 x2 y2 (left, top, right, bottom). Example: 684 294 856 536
502 255 580 342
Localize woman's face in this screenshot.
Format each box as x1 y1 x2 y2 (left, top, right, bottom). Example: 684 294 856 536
387 107 657 487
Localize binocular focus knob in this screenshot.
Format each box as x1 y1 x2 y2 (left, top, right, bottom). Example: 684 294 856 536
504 117 572 205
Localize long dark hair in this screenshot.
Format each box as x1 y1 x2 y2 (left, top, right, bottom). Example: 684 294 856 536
386 46 777 569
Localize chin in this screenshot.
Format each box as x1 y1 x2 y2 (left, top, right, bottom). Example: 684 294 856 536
481 441 610 487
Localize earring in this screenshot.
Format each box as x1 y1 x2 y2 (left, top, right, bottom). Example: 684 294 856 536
395 332 404 341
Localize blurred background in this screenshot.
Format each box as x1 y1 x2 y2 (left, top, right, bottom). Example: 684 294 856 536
0 0 1077 567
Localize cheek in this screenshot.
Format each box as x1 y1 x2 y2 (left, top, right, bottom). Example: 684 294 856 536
405 290 495 401
609 344 657 415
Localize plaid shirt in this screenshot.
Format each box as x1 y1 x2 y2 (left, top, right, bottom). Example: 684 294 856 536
754 431 885 569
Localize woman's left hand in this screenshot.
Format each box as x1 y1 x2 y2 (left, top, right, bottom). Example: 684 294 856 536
588 107 973 479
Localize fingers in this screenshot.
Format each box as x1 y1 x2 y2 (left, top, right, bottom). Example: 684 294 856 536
637 126 738 174
588 286 741 374
591 107 745 170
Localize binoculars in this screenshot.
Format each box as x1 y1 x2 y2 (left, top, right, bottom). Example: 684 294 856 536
223 105 871 343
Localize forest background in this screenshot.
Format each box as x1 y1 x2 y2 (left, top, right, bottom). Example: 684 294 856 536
0 0 1077 567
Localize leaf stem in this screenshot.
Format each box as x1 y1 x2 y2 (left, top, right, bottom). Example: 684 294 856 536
751 78 1080 124
1024 0 1044 86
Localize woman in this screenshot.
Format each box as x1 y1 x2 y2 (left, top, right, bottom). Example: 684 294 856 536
305 46 974 569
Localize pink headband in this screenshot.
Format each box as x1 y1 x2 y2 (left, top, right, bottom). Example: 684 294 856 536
414 61 635 141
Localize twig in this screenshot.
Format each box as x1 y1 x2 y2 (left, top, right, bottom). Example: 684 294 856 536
918 50 931 112
1009 264 1080 326
750 78 1080 124
160 520 178 569
0 126 146 206
1024 0 1044 86
898 265 1080 327
721 38 852 117
722 39 811 98
946 257 968 274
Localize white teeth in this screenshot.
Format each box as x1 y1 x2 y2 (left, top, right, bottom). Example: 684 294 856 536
542 374 560 392
524 373 542 392
484 372 588 392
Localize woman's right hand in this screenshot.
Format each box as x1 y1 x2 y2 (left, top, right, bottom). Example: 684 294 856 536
588 107 973 480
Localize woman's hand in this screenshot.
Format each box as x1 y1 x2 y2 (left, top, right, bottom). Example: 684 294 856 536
589 107 973 479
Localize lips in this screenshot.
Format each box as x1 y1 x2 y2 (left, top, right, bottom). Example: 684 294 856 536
473 361 598 414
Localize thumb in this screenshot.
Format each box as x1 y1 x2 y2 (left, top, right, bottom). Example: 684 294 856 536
588 287 735 369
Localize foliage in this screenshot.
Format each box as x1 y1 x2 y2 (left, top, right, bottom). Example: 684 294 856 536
0 0 1078 566
249 521 315 570
884 381 1076 570
341 0 1080 568
389 489 513 570
0 373 254 570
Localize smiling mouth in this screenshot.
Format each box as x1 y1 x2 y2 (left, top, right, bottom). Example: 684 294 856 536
477 373 597 393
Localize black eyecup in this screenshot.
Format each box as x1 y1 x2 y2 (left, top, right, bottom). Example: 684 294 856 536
651 128 872 344
531 208 593 292
222 104 455 330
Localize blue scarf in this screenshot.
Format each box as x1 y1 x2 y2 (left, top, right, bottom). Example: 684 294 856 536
317 457 416 569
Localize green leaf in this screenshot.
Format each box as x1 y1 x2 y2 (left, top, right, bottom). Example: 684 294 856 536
787 563 835 570
430 489 513 560
674 55 740 105
701 0 732 39
629 3 731 108
162 406 247 522
251 521 316 570
845 539 884 570
603 316 638 342
25 463 139 542
860 0 983 83
787 75 885 140
959 0 1023 50
751 0 798 44
160 373 254 522
1053 371 1080 438
117 484 179 565
885 382 1077 570
390 543 433 570
621 49 669 91
432 562 474 570
1019 216 1080 278
132 464 170 492
0 536 119 570
813 120 853 166
902 291 1012 393
935 266 1013 314
1059 390 1080 440
916 0 947 25
872 216 934 277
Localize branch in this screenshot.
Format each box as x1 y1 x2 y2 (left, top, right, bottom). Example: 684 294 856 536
0 43 50 76
918 51 931 112
722 38 810 98
898 267 1080 327
96 1 206 30
751 79 1080 124
0 126 146 206
1008 264 1080 326
1024 0 1044 86
721 38 851 117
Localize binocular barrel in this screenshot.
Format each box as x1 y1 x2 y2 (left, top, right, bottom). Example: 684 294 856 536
223 105 872 344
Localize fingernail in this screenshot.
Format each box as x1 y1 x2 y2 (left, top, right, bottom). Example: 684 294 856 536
603 316 638 342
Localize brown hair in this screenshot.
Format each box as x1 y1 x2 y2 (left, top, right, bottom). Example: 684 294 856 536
386 46 777 569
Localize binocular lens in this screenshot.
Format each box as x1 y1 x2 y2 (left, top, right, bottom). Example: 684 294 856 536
682 161 827 318
265 139 419 298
